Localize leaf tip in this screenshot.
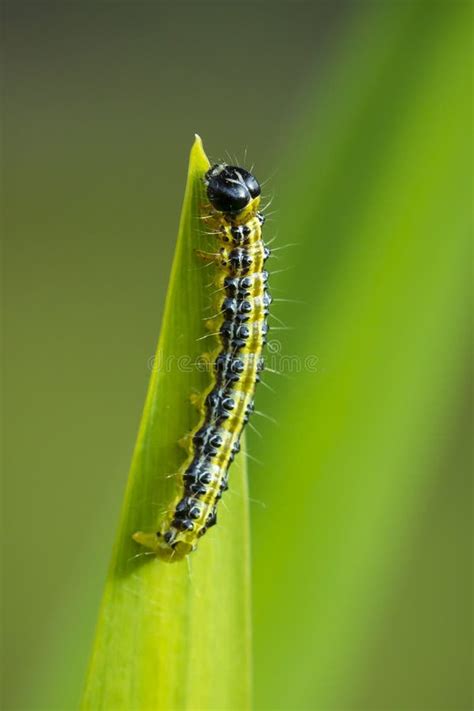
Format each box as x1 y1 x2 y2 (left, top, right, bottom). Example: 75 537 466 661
190 134 211 172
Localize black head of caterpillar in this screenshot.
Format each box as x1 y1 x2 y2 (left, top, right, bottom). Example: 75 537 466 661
205 164 261 214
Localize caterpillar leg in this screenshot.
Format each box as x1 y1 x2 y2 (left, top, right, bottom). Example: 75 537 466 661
190 390 205 413
132 529 193 562
204 318 219 332
178 432 193 453
132 531 161 553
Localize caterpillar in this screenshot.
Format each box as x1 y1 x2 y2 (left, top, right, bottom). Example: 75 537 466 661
133 162 270 561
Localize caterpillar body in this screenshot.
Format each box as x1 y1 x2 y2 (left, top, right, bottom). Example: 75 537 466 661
133 163 270 561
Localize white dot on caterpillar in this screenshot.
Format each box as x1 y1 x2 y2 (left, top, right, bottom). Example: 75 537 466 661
226 175 246 189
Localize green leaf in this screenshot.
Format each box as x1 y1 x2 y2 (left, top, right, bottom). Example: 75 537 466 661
81 136 251 711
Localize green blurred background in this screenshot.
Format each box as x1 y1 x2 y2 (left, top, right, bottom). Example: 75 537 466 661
3 2 471 710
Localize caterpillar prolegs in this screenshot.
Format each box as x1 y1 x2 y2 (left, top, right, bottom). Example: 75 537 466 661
133 162 270 561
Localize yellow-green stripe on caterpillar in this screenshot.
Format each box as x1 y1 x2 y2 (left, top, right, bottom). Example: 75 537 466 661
133 163 271 561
